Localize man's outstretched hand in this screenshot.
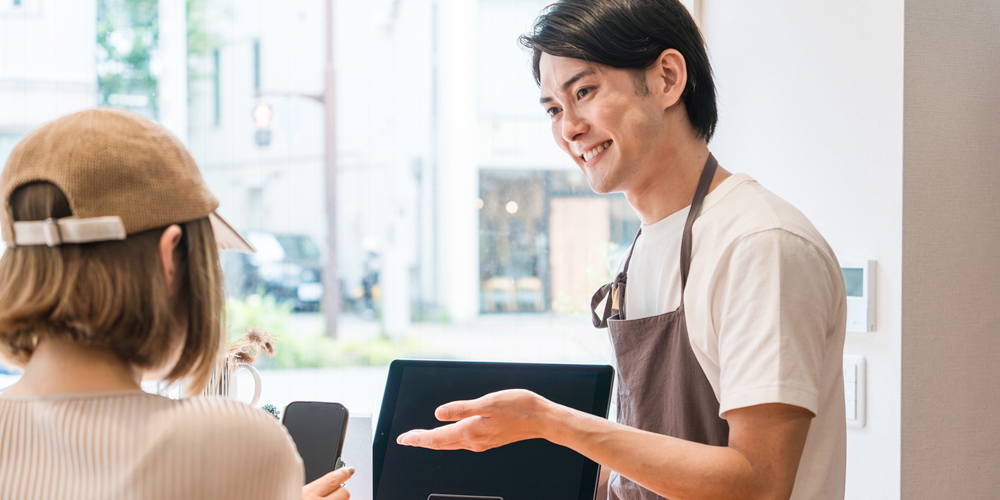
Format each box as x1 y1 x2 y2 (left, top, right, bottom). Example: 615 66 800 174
396 389 554 452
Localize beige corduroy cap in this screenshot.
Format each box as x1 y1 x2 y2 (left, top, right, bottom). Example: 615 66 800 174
0 108 253 252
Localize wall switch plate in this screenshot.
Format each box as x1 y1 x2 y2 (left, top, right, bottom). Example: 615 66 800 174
841 260 877 333
843 355 867 428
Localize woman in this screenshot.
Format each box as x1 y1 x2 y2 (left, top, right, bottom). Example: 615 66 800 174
0 109 353 500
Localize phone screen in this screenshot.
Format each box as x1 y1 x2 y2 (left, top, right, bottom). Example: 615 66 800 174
282 401 350 483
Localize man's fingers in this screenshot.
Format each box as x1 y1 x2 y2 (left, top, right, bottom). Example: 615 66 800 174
435 400 472 421
397 420 480 450
436 392 504 420
396 429 427 445
302 466 355 498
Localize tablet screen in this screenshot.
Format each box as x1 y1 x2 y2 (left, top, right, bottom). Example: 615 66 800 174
373 361 614 500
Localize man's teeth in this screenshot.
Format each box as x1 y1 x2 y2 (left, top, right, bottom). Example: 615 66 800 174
583 141 613 162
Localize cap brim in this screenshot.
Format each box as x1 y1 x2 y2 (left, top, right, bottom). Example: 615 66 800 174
209 212 255 253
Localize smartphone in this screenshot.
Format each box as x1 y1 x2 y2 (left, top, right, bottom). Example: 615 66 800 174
282 401 350 483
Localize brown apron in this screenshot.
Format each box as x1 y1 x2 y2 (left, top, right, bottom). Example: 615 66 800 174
591 153 729 500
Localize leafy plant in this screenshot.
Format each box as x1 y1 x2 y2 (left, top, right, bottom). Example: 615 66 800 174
226 294 437 369
262 334 434 369
260 404 281 420
226 294 293 341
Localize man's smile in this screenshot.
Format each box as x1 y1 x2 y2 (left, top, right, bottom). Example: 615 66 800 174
580 140 613 167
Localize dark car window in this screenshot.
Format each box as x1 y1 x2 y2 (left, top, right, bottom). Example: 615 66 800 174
276 235 321 262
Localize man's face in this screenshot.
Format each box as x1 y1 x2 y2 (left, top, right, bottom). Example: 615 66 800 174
539 53 664 194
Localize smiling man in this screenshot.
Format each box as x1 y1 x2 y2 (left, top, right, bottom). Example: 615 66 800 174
398 1 847 499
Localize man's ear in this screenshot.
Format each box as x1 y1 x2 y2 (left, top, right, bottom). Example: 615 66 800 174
159 225 184 295
647 48 688 110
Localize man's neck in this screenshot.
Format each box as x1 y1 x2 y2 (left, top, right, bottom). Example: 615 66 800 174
1 338 142 397
623 137 730 225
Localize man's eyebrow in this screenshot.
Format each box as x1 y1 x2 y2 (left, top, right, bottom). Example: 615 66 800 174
562 69 596 91
539 69 596 105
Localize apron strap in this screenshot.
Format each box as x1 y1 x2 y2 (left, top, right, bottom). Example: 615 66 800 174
592 152 718 326
592 229 643 328
680 153 719 292
591 281 616 328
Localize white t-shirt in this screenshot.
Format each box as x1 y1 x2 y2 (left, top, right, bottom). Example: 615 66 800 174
0 391 304 499
621 173 847 500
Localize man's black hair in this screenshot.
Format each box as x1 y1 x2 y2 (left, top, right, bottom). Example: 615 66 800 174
519 0 717 141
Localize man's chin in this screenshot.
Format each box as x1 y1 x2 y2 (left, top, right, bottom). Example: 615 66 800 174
583 175 617 195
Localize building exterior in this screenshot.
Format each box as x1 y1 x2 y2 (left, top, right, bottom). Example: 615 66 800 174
0 0 639 329
0 0 98 165
0 0 188 259
186 0 638 332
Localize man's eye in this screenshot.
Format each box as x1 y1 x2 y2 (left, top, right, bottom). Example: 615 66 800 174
546 107 561 117
576 87 593 99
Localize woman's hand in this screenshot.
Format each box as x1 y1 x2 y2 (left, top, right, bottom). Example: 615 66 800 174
303 466 355 500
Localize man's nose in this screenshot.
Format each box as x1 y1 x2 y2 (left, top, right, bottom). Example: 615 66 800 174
561 107 588 143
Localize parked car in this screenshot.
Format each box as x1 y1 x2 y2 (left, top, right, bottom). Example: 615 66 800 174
221 231 324 311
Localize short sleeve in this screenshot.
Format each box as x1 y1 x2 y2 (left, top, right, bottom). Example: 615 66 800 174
713 229 840 416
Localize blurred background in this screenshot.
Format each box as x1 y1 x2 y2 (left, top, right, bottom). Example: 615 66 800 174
4 1 998 499
0 0 633 418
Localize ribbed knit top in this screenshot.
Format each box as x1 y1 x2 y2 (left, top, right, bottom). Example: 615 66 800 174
0 391 304 500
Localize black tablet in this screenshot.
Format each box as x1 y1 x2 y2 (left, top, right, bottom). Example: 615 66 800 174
373 360 615 500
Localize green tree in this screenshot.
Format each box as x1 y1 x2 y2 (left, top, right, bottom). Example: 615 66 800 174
97 0 220 120
186 0 222 104
96 0 159 119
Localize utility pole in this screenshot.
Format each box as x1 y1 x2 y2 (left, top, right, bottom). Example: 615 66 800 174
321 0 339 338
256 1 338 336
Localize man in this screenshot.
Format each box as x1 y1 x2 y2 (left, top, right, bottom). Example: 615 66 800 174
398 1 847 499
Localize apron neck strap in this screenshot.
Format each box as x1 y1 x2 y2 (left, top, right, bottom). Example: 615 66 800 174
619 228 643 275
680 153 719 291
592 152 719 327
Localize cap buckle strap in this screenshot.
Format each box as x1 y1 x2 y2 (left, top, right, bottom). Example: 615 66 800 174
43 218 62 247
13 216 127 247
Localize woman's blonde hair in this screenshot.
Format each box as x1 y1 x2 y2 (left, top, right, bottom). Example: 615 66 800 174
0 182 226 395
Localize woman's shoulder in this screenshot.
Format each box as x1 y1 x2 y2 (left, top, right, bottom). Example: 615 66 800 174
160 396 296 450
166 396 279 426
0 392 304 499
150 397 305 497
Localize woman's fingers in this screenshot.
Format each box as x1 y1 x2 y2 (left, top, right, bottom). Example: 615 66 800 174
325 484 352 500
302 466 355 499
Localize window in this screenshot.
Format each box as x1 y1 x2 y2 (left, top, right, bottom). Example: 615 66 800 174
212 49 220 127
2 0 41 15
253 39 260 93
0 0 627 418
95 0 158 119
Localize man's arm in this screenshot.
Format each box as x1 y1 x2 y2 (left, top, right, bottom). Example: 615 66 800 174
398 389 812 500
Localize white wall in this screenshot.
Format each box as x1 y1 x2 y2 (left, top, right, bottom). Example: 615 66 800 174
902 1 1000 498
702 1 904 499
